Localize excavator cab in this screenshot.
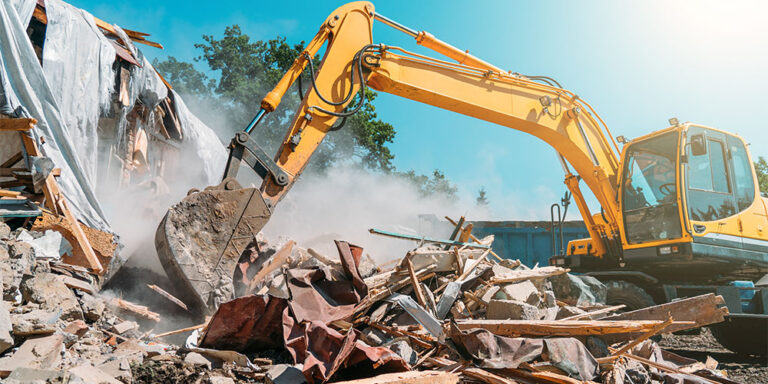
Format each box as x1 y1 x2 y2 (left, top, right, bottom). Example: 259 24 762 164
615 123 768 281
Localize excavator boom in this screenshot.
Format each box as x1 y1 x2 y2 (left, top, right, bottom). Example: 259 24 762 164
156 2 626 314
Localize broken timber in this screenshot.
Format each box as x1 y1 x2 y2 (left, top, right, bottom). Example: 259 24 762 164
453 319 694 337
601 293 728 343
489 266 569 284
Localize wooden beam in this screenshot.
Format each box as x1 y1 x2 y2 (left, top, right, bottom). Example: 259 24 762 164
333 371 459 384
601 293 728 343
0 152 23 169
462 368 516 384
489 266 569 284
0 118 36 131
453 319 694 337
19 135 103 273
246 240 295 294
406 253 428 309
446 216 505 262
559 304 626 321
0 190 21 198
92 17 163 49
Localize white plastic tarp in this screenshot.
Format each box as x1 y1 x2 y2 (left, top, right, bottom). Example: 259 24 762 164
42 0 116 189
0 1 110 231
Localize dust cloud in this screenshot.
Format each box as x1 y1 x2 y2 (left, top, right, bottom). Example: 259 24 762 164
263 165 493 264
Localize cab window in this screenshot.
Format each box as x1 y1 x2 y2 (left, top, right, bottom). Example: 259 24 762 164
727 136 755 211
685 128 736 222
621 131 682 244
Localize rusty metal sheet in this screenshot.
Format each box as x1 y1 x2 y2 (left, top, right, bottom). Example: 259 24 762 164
283 314 409 383
286 240 368 323
198 294 287 352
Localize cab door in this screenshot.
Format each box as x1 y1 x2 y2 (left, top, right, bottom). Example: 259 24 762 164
726 135 768 252
684 127 741 249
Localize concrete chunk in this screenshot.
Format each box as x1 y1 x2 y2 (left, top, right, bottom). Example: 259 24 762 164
4 367 64 384
20 273 83 321
0 334 64 377
266 364 306 384
0 302 13 353
79 293 105 322
68 363 122 384
495 280 540 306
486 299 540 320
184 352 212 369
550 273 606 306
11 309 60 337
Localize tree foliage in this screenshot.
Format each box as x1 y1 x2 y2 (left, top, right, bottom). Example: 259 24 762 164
476 187 489 206
397 169 458 200
755 157 768 193
154 25 456 198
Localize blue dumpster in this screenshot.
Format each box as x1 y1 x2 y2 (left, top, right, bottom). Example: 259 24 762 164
471 221 589 268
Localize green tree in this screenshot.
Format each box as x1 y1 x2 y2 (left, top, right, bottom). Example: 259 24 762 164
156 26 394 171
755 157 768 193
397 169 458 200
155 25 454 196
476 187 489 206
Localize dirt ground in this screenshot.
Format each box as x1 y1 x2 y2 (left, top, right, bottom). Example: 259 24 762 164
660 328 768 383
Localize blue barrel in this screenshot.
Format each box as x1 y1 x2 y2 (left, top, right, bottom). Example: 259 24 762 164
471 220 590 268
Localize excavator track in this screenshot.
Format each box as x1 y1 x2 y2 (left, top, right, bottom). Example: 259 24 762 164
155 178 272 315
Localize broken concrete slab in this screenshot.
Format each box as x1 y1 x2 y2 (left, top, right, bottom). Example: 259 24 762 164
3 367 64 384
97 358 133 383
68 363 122 384
79 293 105 322
64 319 89 338
495 280 540 306
184 352 212 369
111 321 138 335
0 334 64 377
20 273 83 320
549 273 606 306
332 371 459 384
10 308 60 336
556 306 587 320
0 301 13 353
208 376 236 384
266 364 306 384
486 299 541 320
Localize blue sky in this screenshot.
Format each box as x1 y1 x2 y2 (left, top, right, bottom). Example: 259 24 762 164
69 0 768 219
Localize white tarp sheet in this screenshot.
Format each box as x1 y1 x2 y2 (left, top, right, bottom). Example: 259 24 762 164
0 1 227 235
0 0 110 230
42 0 116 188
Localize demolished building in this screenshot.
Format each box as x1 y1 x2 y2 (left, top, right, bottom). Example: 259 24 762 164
0 0 226 278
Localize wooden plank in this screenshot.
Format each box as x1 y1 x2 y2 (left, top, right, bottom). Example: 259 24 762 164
456 249 491 281
609 317 674 358
601 294 728 343
110 298 160 322
0 118 36 131
0 152 23 168
443 216 465 250
462 368 516 384
559 304 625 320
0 190 21 198
446 216 505 263
246 240 295 294
146 284 188 311
505 368 599 384
153 323 206 338
92 17 164 49
489 266 569 284
406 254 428 309
61 276 95 294
454 319 694 337
333 371 459 384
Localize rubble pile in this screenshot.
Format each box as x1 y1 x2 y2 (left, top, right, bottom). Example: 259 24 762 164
0 216 738 384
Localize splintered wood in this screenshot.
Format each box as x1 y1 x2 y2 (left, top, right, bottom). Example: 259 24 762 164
146 284 188 311
489 266 569 284
454 319 691 337
109 298 160 322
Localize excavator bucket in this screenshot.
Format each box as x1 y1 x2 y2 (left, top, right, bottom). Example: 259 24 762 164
155 178 271 315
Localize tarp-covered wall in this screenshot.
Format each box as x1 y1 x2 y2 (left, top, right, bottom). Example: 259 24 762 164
0 0 226 237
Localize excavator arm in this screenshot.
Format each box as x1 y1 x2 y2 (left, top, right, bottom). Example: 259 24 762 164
157 1 626 315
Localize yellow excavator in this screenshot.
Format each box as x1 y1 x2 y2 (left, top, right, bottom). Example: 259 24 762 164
155 2 768 354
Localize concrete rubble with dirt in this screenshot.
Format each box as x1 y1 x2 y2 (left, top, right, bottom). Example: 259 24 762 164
0 220 757 384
